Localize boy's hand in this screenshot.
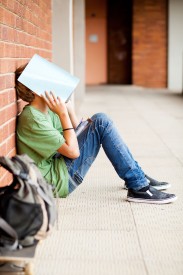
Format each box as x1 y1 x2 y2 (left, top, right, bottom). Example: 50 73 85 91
41 91 67 116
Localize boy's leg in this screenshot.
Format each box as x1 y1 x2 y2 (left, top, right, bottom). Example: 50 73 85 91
124 174 171 191
64 113 177 203
64 113 148 193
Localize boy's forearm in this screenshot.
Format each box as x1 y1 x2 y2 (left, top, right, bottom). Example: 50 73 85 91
68 111 79 129
66 100 80 128
59 112 79 145
59 112 73 129
57 112 79 158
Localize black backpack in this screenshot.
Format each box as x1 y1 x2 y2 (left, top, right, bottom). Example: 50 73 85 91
0 154 56 250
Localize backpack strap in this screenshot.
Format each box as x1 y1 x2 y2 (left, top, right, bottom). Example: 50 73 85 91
12 155 29 179
0 156 28 180
0 155 53 206
0 218 19 251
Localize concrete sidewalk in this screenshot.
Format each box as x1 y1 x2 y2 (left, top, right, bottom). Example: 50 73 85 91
35 86 183 275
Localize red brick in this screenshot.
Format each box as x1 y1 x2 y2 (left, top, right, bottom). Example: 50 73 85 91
0 171 13 187
0 89 16 108
0 102 17 125
0 119 16 144
132 0 167 88
6 74 15 89
0 133 15 154
16 16 23 29
7 0 15 11
6 134 16 152
0 58 16 74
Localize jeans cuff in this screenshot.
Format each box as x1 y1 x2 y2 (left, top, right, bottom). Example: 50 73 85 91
131 180 149 191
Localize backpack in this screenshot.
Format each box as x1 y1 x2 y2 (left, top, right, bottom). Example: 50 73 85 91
0 154 56 250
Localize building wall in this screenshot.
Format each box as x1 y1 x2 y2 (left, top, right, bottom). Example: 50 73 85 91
132 0 167 88
0 0 52 186
168 0 183 91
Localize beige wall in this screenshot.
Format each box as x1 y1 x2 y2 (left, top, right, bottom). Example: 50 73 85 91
52 0 85 107
168 0 183 91
73 0 86 106
85 0 107 85
52 0 73 72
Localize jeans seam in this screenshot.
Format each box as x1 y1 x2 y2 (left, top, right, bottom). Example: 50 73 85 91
73 155 94 181
93 118 143 184
65 119 98 171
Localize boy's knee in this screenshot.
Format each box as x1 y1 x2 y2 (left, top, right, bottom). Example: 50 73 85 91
91 113 113 128
91 112 110 122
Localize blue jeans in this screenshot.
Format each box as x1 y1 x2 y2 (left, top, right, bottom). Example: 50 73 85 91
63 113 148 193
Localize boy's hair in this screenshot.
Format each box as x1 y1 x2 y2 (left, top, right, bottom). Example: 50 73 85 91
15 64 35 103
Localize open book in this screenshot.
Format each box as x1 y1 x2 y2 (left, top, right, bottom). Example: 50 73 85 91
18 54 80 102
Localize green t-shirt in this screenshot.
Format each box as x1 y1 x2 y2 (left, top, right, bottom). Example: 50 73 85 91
16 105 69 198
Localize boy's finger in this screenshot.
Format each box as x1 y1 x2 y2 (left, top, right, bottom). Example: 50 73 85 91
45 91 52 100
44 91 55 104
50 91 57 101
56 95 63 103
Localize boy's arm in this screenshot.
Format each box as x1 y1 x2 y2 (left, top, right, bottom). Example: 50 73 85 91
42 91 80 159
66 100 79 129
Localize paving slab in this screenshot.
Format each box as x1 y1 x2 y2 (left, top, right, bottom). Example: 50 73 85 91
35 86 183 275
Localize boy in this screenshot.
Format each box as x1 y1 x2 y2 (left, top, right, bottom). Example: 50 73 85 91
15 64 177 204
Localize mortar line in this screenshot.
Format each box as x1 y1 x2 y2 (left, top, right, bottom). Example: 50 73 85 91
129 203 149 275
128 96 183 167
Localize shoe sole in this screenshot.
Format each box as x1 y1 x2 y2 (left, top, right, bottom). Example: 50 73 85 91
124 183 171 191
127 196 177 204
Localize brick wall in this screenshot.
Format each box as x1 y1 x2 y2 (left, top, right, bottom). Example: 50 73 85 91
132 0 167 88
0 0 52 186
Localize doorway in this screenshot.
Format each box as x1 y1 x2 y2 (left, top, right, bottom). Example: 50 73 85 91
107 0 132 84
85 0 132 85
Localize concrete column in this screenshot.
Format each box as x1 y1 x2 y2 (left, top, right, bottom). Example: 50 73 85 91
52 0 85 106
52 0 73 73
73 0 86 106
168 0 183 91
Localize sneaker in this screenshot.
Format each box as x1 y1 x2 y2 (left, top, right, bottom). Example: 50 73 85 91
145 175 171 190
124 175 171 191
127 186 177 204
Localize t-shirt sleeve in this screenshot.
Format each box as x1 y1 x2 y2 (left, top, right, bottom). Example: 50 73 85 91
49 110 63 132
23 116 65 159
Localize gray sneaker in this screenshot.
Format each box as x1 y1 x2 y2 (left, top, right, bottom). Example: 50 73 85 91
124 175 171 191
127 186 177 204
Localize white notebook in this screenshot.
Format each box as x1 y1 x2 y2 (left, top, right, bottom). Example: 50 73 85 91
18 54 80 102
